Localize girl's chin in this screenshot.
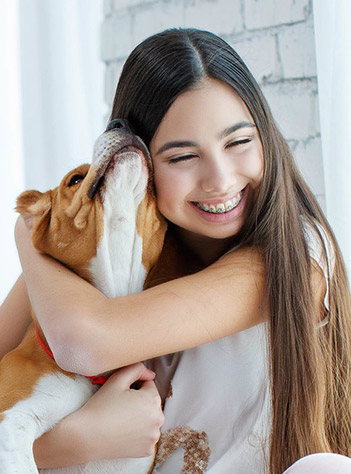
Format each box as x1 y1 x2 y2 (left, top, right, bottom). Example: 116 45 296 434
176 221 244 242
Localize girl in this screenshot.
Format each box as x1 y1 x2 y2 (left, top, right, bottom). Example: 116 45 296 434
8 28 351 473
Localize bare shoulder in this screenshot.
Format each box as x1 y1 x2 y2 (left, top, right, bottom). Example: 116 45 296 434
212 245 265 272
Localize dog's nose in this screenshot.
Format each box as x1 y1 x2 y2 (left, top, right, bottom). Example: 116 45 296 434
105 119 133 133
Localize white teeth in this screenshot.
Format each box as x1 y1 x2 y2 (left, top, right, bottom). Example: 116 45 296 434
225 200 234 211
195 190 244 214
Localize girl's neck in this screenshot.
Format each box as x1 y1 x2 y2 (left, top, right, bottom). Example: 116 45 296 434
172 225 236 266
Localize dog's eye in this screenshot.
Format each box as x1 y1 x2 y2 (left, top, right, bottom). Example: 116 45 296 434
68 174 85 187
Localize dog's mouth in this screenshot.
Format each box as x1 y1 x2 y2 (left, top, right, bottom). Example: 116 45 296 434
87 136 150 200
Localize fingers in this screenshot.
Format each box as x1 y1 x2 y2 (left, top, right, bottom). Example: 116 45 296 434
108 362 155 390
138 379 159 394
114 364 164 431
76 362 164 459
138 380 165 443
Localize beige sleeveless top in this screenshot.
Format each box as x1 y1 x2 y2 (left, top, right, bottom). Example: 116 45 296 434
149 220 333 473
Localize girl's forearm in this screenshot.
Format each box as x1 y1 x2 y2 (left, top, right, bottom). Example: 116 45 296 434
15 217 106 374
34 411 88 468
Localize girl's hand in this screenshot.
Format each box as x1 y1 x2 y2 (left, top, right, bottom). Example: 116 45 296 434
72 362 164 461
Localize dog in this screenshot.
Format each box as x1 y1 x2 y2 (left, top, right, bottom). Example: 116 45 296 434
0 119 167 474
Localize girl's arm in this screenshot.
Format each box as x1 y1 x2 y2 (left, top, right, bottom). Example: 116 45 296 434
34 363 163 468
16 216 268 376
0 274 31 360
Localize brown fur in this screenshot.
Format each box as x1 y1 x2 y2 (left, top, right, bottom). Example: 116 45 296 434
137 194 167 277
16 164 104 283
0 325 74 414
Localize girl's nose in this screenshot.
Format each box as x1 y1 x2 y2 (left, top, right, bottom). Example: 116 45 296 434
200 155 238 194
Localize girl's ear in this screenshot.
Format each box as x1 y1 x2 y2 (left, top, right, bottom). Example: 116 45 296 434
16 190 52 231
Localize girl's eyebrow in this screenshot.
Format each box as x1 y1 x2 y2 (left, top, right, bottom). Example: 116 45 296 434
155 140 197 156
155 121 256 156
219 121 256 139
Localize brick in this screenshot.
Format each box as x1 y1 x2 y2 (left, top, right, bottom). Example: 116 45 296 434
293 137 325 196
103 0 113 16
261 81 320 141
232 33 279 84
111 0 154 10
245 0 309 30
101 13 133 61
278 22 317 78
184 0 243 35
132 3 184 48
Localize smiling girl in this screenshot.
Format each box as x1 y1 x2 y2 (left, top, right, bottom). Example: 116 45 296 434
5 28 351 473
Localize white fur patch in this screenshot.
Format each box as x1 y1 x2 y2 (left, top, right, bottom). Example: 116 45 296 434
0 373 95 473
89 155 147 297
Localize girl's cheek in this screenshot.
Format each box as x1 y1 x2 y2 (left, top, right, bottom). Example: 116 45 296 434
155 166 189 190
242 151 264 184
154 169 177 203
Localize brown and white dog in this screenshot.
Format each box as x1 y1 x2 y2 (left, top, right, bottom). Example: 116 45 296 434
0 119 167 474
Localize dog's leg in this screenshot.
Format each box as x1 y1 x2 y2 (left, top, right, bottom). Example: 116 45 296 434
0 373 95 474
0 411 41 474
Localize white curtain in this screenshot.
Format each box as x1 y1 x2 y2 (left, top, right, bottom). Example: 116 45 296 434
0 0 105 303
0 0 25 304
19 0 106 191
313 0 351 278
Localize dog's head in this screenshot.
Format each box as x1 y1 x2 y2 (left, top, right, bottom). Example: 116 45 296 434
16 120 167 290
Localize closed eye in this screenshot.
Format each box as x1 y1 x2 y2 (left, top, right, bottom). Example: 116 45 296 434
227 138 252 148
169 154 196 164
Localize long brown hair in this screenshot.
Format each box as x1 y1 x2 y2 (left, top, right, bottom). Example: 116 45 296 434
110 28 351 473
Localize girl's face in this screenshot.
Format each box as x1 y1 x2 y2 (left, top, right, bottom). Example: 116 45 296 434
150 78 264 242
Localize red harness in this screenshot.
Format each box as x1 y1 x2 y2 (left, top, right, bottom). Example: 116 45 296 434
35 327 109 386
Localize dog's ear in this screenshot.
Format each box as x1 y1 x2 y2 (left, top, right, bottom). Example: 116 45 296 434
16 190 52 230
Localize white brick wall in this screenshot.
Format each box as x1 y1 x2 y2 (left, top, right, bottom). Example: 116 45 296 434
133 4 184 46
101 0 324 207
101 13 133 61
278 22 317 79
244 0 309 29
234 34 279 83
184 0 243 35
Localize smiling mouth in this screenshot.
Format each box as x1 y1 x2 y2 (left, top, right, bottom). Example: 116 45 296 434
193 189 245 214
